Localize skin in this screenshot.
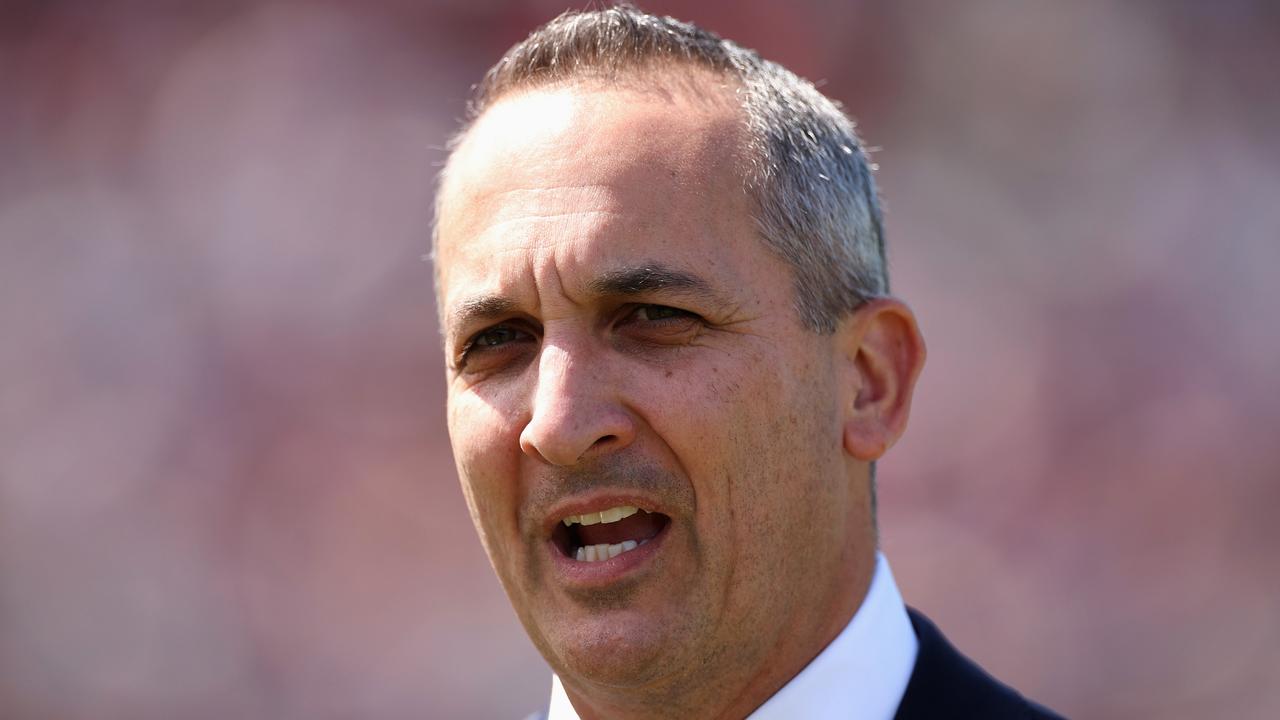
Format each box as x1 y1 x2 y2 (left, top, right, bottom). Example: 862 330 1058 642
436 74 926 719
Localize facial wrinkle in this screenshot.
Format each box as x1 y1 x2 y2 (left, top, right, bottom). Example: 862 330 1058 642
523 455 693 526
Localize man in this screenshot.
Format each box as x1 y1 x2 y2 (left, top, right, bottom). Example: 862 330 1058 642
433 6 1064 719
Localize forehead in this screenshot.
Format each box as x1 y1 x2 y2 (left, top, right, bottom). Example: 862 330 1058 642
447 72 744 196
434 78 756 316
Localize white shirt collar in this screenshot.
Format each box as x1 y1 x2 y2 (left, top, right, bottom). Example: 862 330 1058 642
547 552 918 720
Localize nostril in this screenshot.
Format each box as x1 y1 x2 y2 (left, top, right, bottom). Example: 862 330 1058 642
520 405 636 465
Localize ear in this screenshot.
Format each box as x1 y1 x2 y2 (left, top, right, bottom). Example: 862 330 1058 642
835 298 927 461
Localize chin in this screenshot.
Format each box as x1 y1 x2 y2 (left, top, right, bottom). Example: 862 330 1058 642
542 607 684 688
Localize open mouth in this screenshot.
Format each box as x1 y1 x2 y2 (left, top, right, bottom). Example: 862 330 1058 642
552 505 670 562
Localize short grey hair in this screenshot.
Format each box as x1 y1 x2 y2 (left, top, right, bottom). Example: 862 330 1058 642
438 4 888 334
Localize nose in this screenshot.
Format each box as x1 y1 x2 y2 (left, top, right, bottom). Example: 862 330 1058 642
519 341 636 466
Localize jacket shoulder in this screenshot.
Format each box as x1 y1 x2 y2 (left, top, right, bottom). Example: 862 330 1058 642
894 608 1067 720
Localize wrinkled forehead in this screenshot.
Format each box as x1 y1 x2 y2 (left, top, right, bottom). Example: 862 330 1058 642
433 75 751 295
443 75 745 200
448 65 744 180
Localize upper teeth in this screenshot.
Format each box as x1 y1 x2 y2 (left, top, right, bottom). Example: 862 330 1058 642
562 505 639 526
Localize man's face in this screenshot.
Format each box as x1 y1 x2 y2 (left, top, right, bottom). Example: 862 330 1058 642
436 80 871 701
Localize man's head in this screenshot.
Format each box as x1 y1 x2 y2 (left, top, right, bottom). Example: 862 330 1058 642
433 7 925 718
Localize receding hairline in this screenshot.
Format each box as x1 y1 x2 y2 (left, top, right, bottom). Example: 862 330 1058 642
449 61 746 168
436 63 752 244
478 56 740 111
433 66 759 321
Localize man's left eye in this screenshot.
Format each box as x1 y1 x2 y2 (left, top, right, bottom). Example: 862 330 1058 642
629 304 696 322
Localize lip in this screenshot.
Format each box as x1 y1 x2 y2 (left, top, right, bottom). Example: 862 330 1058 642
540 491 672 537
540 490 674 588
547 520 670 588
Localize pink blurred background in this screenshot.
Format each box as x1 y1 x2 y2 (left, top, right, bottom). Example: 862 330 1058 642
2 1 1277 718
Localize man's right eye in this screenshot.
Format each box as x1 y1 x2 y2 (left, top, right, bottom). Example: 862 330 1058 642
473 326 525 348
457 324 536 372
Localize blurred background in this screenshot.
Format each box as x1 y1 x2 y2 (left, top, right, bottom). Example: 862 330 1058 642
2 0 1278 718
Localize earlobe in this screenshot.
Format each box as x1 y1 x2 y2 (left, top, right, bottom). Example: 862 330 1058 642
836 299 926 462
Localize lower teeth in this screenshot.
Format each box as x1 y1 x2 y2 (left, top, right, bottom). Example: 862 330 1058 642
574 539 646 562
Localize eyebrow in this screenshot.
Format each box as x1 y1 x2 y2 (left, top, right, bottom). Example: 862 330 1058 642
449 295 517 331
587 264 719 298
447 263 726 333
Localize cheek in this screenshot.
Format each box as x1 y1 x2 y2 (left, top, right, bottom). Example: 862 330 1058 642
655 350 797 518
447 393 526 552
663 346 840 547
661 349 807 463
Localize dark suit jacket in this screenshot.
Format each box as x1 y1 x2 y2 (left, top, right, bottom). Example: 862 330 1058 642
895 608 1065 719
525 609 1067 719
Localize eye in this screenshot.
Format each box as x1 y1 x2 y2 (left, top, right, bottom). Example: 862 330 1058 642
472 325 526 348
615 304 703 346
456 323 536 372
627 304 699 323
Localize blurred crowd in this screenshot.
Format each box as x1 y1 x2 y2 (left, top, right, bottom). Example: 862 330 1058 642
1 1 1277 718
